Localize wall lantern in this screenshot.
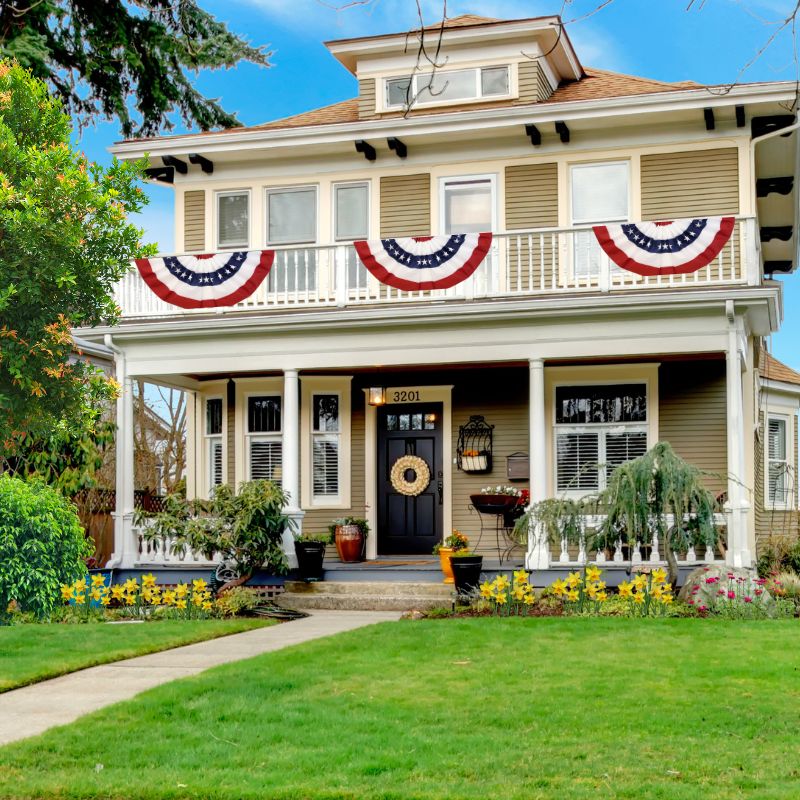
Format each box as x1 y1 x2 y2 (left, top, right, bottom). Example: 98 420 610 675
368 387 386 406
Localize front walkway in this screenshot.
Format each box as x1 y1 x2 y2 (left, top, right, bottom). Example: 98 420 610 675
0 610 399 746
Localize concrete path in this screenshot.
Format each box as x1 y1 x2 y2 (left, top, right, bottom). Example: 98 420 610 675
0 610 399 746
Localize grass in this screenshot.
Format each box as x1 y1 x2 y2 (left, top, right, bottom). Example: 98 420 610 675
0 618 798 799
0 618 271 692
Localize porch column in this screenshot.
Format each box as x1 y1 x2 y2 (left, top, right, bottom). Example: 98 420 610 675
282 369 302 567
526 358 550 570
724 305 752 568
107 358 137 568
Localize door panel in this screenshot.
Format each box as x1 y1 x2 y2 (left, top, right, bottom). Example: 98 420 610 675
377 403 443 555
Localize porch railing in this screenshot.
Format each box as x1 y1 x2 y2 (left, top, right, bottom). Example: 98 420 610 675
116 217 759 319
134 526 220 568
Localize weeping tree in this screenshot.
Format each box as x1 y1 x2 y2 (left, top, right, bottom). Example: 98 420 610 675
512 496 595 552
597 442 718 584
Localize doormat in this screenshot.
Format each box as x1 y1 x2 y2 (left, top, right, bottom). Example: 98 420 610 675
370 559 434 567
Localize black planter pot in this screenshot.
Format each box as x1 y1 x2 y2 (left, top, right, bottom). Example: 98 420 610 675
450 555 484 597
294 541 326 582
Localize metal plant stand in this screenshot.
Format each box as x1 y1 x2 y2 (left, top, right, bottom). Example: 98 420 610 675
469 505 518 564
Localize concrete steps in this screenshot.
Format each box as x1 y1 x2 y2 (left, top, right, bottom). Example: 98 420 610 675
276 580 455 611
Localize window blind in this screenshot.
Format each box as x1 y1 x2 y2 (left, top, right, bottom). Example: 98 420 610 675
250 439 283 485
768 417 789 504
556 432 600 491
312 394 340 500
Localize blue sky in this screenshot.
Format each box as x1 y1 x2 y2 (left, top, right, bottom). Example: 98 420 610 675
75 0 800 368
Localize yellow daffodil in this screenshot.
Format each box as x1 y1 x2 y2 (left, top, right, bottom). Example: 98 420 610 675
663 583 673 594
148 589 162 604
549 578 566 597
163 590 176 606
513 569 528 585
141 573 157 588
110 585 125 600
74 593 86 605
511 585 526 602
192 578 207 592
192 594 204 607
74 578 87 593
100 595 111 606
566 572 581 589
480 581 494 599
597 591 608 602
494 575 510 591
585 566 602 582
90 588 103 602
586 584 598 599
594 580 606 591
176 599 187 610
651 568 667 585
661 593 674 605
495 593 507 605
202 601 213 611
175 584 189 598
123 578 138 593
124 593 136 606
618 581 633 598
633 592 645 604
90 574 106 588
632 574 647 591
60 585 74 600
523 592 535 605
566 589 579 602
651 585 664 600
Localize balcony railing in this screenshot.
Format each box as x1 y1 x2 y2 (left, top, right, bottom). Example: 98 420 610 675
116 217 759 319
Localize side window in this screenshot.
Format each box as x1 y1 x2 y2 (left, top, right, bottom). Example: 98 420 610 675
246 396 283 485
216 191 249 249
311 394 340 500
205 397 223 493
767 416 791 506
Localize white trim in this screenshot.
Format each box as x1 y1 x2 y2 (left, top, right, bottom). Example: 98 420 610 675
214 189 251 250
765 410 796 510
363 384 453 560
300 376 353 509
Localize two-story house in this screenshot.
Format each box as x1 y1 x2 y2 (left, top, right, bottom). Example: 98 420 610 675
84 14 800 577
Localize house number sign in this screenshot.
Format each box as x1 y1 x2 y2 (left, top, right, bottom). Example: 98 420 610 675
387 387 432 403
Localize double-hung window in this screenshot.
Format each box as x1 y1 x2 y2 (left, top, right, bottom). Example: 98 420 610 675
570 162 629 279
266 186 317 292
205 397 224 493
554 383 648 493
334 182 369 292
311 394 341 501
767 415 792 506
216 191 249 249
246 395 283 485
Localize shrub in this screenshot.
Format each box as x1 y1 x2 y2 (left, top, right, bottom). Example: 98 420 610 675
0 475 92 620
766 571 800 614
213 586 260 618
757 537 800 577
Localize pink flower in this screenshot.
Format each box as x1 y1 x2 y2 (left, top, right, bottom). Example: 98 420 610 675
755 589 764 596
727 573 735 579
699 605 708 612
705 577 718 584
744 596 753 603
717 589 725 596
727 591 736 600
756 578 767 586
692 585 700 593
688 599 694 605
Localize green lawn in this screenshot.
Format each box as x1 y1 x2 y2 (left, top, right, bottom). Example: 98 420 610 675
0 618 271 692
0 618 798 799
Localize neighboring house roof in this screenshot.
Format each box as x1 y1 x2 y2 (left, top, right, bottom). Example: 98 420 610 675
760 351 800 386
192 67 702 137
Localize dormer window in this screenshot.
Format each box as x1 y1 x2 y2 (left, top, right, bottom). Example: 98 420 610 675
384 65 510 109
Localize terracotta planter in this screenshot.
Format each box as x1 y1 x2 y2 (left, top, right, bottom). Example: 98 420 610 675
335 524 365 563
438 547 455 584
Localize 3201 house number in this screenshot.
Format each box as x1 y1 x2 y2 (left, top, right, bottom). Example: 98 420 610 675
391 390 421 402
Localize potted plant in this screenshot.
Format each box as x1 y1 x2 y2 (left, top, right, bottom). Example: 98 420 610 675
470 485 522 516
294 531 330 582
449 550 484 597
328 517 369 563
433 530 469 584
503 488 530 529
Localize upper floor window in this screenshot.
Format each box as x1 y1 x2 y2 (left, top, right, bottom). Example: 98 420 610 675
216 191 249 249
441 176 495 234
385 65 510 109
266 186 317 245
570 162 629 278
334 182 369 241
767 414 793 507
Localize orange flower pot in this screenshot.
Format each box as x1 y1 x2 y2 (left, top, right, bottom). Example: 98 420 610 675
438 547 455 584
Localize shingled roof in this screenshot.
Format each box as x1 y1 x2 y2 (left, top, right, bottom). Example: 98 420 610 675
761 351 800 386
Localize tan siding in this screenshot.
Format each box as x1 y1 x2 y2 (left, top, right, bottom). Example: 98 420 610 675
640 148 740 219
658 360 727 496
379 174 431 238
358 78 377 120
183 190 205 252
517 61 553 103
505 163 558 291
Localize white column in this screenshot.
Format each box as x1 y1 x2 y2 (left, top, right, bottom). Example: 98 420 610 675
108 368 137 568
282 369 302 567
526 358 550 570
724 305 751 568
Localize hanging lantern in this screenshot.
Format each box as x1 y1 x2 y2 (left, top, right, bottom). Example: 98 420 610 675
368 387 386 406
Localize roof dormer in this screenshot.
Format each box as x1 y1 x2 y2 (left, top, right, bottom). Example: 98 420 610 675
325 15 584 120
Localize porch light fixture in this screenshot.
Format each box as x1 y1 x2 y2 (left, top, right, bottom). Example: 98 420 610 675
368 386 386 406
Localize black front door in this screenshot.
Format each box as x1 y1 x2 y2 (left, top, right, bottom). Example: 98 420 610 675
377 403 443 555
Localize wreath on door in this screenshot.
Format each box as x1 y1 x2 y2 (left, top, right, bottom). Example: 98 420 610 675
390 455 431 497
